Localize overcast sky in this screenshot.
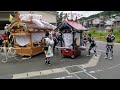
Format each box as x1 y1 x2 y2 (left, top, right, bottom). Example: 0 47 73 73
58 11 103 17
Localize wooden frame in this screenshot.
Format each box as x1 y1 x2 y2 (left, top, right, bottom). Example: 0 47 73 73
9 21 52 57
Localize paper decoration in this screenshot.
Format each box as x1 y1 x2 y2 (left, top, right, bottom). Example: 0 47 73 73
20 14 56 30
16 35 30 46
32 19 44 28
32 33 44 42
20 14 42 20
75 33 80 46
16 33 45 46
63 33 73 47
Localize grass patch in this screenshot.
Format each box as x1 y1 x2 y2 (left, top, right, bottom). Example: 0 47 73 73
87 28 120 43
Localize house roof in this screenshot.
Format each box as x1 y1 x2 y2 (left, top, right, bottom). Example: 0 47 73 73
114 18 120 22
105 23 113 26
105 21 114 26
105 26 112 30
66 20 87 30
56 20 87 31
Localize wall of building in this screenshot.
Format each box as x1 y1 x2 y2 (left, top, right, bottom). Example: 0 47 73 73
0 12 14 30
92 18 101 25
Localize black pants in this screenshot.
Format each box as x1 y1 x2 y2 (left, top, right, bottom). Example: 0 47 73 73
45 57 50 64
53 42 58 53
106 44 113 57
88 44 97 55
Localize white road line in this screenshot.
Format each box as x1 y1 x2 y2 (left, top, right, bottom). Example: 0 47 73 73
64 65 80 68
64 65 86 74
89 64 120 74
63 68 71 74
107 64 120 70
78 66 87 72
72 73 81 79
97 50 106 53
84 71 97 79
89 71 96 74
53 75 73 79
89 70 103 73
68 70 85 74
80 54 101 68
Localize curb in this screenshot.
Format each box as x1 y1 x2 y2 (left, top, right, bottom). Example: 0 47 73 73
12 68 65 79
12 53 101 79
0 53 101 79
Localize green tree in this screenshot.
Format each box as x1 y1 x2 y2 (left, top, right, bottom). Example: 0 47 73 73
57 12 63 25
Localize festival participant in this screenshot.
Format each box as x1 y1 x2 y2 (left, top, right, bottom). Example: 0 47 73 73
43 32 54 65
105 30 115 60
0 35 3 47
9 35 14 47
87 34 97 57
53 33 58 53
2 36 9 47
82 33 87 47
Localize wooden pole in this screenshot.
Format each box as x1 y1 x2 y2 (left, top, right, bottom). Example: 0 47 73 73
30 33 33 48
13 36 16 47
60 32 62 54
73 31 75 49
80 31 83 46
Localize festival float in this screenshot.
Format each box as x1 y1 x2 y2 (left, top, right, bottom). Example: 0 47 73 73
55 19 87 58
8 13 56 57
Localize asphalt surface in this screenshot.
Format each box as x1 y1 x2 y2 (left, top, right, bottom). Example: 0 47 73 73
0 41 120 79
27 41 120 79
0 48 92 77
85 41 120 79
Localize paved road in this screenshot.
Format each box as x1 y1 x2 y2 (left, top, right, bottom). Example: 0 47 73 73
0 41 120 79
27 66 96 79
0 49 93 78
85 41 120 79
27 41 120 79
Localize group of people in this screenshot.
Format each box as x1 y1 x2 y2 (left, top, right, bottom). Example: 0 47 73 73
82 33 97 57
82 30 115 60
0 31 14 48
42 30 116 65
0 29 116 65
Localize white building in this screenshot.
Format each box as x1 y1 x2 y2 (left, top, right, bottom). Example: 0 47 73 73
92 18 101 25
105 18 115 26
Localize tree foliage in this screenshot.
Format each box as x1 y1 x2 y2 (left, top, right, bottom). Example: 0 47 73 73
57 12 63 25
79 11 120 22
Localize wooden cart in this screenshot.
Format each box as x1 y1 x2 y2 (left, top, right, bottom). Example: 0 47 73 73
8 15 54 57
55 20 87 58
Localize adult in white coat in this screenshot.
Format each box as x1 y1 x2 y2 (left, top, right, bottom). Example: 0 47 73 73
43 32 54 65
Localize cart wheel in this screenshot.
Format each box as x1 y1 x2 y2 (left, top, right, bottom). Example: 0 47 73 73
71 55 75 59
